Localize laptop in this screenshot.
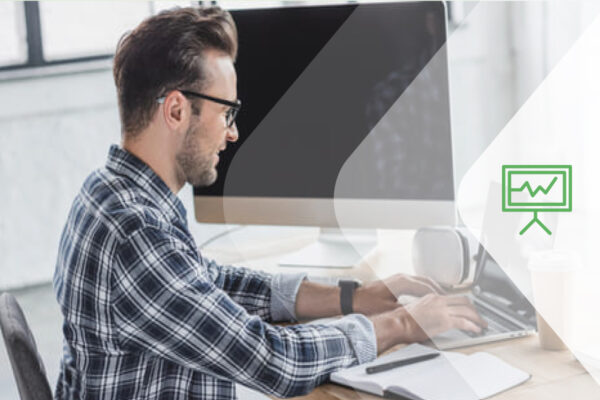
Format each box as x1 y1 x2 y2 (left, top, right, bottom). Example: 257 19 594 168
424 244 537 350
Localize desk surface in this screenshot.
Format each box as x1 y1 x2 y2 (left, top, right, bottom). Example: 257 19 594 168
201 226 600 400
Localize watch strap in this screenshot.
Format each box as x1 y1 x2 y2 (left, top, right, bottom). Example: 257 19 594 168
339 280 360 315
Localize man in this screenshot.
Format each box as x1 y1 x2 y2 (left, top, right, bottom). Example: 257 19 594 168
53 6 485 399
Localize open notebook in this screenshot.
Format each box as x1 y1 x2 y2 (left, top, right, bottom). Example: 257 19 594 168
330 344 530 400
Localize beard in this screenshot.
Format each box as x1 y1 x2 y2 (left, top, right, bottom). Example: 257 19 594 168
175 123 218 187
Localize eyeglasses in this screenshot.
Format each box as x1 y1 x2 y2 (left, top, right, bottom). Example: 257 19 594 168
157 90 241 128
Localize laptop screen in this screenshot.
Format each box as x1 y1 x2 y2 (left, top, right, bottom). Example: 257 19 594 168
475 247 536 322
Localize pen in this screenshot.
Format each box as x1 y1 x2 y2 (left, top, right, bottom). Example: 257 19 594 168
365 353 440 375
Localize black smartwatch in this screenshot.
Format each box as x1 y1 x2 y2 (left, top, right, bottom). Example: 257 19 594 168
338 279 361 315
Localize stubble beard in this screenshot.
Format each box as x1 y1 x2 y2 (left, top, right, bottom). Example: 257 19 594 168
176 123 217 188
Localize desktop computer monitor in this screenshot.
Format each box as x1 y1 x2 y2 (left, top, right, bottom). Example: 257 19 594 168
194 2 455 266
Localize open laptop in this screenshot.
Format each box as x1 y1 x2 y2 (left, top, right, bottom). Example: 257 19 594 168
425 245 537 350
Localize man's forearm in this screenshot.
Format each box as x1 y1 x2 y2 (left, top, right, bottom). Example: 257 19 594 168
294 280 378 319
294 280 342 320
295 280 413 354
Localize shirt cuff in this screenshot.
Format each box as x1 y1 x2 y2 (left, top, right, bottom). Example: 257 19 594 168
270 272 307 322
326 314 377 364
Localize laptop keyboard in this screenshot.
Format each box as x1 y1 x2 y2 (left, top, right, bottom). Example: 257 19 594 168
463 304 520 338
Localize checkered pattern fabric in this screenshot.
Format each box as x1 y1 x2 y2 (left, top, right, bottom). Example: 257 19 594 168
53 145 372 399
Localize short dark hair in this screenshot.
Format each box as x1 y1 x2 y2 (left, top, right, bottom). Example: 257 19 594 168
113 6 238 138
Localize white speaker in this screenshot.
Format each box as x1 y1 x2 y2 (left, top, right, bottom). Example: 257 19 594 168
412 226 480 288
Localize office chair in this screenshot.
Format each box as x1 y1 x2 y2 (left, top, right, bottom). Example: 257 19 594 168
0 292 53 400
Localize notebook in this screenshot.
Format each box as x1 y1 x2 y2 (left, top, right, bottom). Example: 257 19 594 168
330 344 530 400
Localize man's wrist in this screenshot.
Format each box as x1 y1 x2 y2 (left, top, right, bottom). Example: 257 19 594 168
352 286 367 315
370 307 423 353
395 307 419 344
370 312 401 353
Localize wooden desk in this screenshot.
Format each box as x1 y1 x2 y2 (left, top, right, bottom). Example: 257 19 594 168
202 227 600 399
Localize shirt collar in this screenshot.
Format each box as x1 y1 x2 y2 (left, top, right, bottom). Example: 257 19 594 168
105 144 187 224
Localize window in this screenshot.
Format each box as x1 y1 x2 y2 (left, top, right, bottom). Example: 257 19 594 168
3 1 448 73
152 1 200 13
0 1 199 73
216 1 285 10
0 2 27 67
39 2 153 61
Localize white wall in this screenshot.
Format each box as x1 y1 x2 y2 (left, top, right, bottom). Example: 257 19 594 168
449 1 599 210
448 2 515 186
0 68 119 289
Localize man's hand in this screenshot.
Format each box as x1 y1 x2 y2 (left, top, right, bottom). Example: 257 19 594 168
401 294 488 341
370 294 488 353
354 273 444 315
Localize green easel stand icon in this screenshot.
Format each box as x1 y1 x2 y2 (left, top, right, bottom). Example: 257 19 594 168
502 165 572 235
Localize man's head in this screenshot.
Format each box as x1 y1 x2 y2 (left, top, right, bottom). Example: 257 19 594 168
113 7 239 189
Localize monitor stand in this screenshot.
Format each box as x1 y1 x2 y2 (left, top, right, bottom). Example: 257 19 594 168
279 228 377 268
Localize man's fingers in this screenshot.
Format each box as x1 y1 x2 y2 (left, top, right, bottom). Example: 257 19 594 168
410 275 446 294
450 316 482 333
397 275 443 296
385 273 447 298
448 304 488 328
444 295 473 306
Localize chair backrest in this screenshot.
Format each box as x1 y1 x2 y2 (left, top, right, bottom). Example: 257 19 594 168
0 292 53 400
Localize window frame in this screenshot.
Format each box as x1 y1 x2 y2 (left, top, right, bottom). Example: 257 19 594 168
0 2 113 73
0 1 208 74
0 1 454 75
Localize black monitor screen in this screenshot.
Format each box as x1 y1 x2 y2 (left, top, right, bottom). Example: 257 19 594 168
194 2 453 200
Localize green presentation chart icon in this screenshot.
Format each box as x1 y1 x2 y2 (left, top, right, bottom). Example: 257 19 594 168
502 165 572 235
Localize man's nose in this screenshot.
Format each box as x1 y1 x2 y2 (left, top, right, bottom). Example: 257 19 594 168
226 123 239 143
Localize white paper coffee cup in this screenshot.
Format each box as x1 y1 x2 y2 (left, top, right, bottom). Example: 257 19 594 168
528 250 579 350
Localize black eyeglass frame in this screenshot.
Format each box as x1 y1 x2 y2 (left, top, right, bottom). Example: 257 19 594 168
156 90 241 127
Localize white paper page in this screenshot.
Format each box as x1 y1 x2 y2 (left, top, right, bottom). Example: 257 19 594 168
450 352 531 399
389 352 529 400
331 345 529 400
388 353 479 400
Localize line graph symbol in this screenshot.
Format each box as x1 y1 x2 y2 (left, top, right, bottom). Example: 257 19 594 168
513 176 558 197
502 165 572 235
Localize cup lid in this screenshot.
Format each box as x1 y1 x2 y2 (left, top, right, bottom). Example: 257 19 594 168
528 250 581 271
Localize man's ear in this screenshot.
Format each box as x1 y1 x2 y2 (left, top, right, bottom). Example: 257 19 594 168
161 91 190 131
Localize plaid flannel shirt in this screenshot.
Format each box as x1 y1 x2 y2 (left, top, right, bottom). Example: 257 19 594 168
53 145 376 399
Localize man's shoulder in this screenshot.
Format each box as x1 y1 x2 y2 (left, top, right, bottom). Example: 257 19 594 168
77 168 173 241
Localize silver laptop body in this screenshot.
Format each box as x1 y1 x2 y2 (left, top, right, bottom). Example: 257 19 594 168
427 245 537 350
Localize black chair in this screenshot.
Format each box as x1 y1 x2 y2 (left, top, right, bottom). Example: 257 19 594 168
0 292 53 400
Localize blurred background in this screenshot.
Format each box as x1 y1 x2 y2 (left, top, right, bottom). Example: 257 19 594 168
0 1 598 398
